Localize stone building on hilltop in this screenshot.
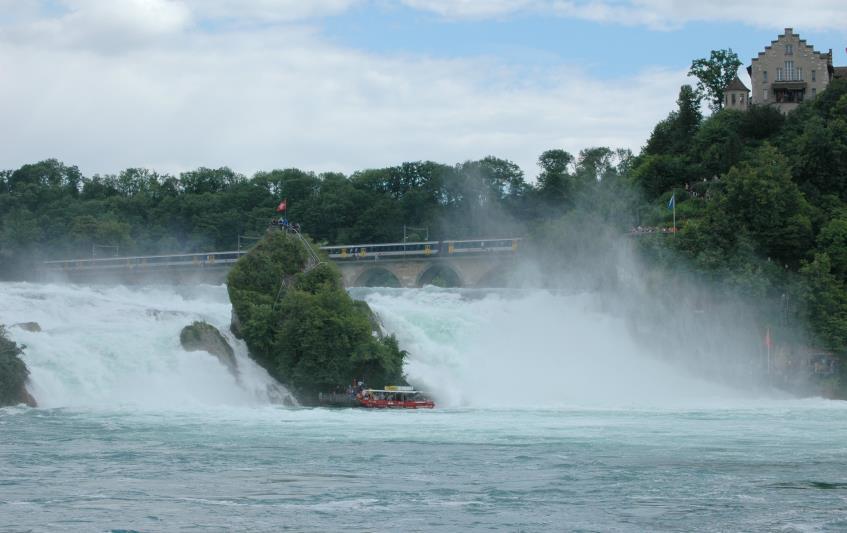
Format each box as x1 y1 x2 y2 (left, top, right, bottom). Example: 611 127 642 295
743 28 840 113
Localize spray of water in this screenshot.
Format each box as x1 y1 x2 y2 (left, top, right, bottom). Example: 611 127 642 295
0 282 292 409
357 287 768 408
0 280 781 410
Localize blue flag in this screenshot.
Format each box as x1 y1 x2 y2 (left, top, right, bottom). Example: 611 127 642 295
667 193 675 210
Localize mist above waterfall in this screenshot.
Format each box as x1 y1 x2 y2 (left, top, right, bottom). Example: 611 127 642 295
357 287 764 408
1 234 780 412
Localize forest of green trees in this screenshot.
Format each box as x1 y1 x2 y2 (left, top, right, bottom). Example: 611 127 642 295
1 76 846 356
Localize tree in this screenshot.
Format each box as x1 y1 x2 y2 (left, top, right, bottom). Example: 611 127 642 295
720 144 812 266
642 85 702 158
630 154 691 199
800 253 847 352
463 156 528 202
817 217 847 279
536 149 574 204
689 49 742 112
689 108 744 177
179 167 243 194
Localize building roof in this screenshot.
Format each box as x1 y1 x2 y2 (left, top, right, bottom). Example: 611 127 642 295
834 67 847 80
726 76 749 92
751 27 832 65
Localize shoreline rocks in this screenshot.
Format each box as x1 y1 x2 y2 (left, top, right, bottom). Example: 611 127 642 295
0 325 37 407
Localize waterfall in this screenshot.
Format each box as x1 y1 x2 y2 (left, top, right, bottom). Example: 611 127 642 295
355 287 748 408
1 282 760 411
0 282 293 409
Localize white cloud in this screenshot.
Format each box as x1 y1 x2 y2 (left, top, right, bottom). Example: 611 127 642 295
402 0 847 31
185 0 361 22
0 0 362 51
0 21 685 180
1 0 191 50
400 0 537 19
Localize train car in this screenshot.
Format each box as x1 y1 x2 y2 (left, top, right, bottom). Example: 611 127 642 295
320 241 440 261
443 238 520 255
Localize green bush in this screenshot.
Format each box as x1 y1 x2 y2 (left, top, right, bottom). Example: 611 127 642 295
0 326 30 406
227 231 406 402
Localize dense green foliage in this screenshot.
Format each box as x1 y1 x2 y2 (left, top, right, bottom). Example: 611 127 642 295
0 326 30 406
634 79 847 357
0 157 537 277
227 230 405 401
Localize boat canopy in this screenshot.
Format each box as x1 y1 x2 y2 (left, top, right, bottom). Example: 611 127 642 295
384 385 414 391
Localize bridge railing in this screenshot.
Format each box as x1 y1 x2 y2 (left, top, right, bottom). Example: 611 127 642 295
42 250 248 272
42 238 522 272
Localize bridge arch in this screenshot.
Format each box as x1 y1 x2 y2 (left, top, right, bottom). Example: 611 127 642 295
416 263 463 288
473 264 514 288
354 267 402 288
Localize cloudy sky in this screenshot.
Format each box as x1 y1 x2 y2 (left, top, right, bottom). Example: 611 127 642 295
1 0 845 179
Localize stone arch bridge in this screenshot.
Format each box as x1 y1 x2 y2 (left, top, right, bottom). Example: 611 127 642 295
41 238 522 288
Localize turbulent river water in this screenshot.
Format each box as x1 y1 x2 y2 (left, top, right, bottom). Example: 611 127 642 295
2 282 847 531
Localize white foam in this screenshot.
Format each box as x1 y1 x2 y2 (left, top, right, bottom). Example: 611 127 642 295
0 282 291 409
358 287 764 409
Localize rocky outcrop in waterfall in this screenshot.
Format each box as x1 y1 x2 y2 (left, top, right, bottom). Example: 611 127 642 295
227 229 406 405
12 322 41 332
179 321 238 377
0 326 37 407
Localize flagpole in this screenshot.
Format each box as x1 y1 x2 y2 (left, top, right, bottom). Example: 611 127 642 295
765 326 772 386
672 189 676 233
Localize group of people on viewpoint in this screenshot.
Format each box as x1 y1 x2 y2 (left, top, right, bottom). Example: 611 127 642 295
270 217 301 233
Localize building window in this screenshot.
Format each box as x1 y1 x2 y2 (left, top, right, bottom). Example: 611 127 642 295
763 70 768 82
785 44 793 55
775 89 805 103
731 93 737 105
812 70 816 82
785 61 795 80
813 88 817 98
777 68 782 81
763 88 768 101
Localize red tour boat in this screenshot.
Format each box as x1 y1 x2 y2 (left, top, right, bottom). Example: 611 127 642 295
356 385 434 409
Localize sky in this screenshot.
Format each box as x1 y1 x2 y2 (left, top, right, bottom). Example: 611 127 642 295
1 0 845 180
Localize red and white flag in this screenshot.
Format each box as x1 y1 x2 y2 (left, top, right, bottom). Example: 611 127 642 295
276 199 287 212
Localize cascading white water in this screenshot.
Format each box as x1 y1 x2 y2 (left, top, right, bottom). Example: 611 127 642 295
356 287 751 408
2 282 762 411
0 282 292 409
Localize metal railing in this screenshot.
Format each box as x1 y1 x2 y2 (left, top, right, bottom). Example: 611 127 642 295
42 250 248 272
42 238 522 273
